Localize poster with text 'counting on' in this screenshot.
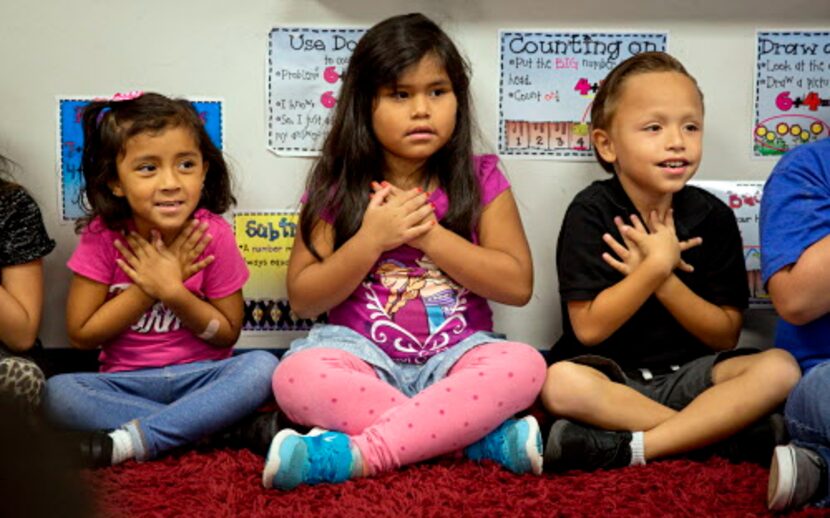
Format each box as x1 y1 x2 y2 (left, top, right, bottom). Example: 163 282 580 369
754 31 830 158
499 31 667 159
691 181 769 308
268 27 366 156
58 97 223 220
234 211 326 333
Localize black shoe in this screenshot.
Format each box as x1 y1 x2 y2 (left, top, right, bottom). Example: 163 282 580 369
544 419 632 472
214 410 280 457
709 413 789 466
63 430 113 469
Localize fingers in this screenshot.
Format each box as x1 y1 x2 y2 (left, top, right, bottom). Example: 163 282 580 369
679 236 703 252
183 255 215 279
602 232 629 260
629 214 648 233
113 239 139 265
115 258 139 282
368 184 393 207
601 252 629 275
677 259 695 273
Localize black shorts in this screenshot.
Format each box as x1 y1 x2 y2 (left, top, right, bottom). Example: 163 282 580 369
568 348 760 411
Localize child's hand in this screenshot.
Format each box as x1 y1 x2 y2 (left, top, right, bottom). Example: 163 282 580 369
602 216 646 275
370 181 437 249
167 219 215 280
361 183 434 252
114 231 185 301
610 211 702 276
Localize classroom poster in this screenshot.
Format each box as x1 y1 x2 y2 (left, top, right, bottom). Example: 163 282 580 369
233 211 326 332
267 27 366 156
58 97 223 220
753 31 830 158
691 181 769 308
499 31 667 158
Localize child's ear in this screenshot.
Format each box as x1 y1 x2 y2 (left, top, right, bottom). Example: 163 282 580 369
592 128 616 165
108 180 125 197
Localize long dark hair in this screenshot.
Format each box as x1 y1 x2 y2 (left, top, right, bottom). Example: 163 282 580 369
77 92 235 233
301 13 480 259
0 154 19 192
591 51 703 173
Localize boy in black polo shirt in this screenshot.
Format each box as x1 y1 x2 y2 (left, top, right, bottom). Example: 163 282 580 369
541 52 801 471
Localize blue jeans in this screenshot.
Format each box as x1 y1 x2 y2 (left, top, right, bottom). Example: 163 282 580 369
43 351 279 460
785 359 830 507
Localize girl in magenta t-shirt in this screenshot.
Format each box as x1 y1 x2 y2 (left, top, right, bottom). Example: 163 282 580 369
263 13 546 490
44 92 278 467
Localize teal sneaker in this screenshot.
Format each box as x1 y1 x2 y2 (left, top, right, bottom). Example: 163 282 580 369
262 428 361 490
465 416 543 475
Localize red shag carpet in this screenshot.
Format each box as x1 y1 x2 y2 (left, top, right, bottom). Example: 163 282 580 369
87 450 830 517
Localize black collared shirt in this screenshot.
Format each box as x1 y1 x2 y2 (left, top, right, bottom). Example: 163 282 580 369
552 176 749 372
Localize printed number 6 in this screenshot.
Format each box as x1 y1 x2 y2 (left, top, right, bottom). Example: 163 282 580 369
776 91 793 112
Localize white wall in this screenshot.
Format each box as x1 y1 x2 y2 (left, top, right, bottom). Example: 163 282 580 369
0 0 826 350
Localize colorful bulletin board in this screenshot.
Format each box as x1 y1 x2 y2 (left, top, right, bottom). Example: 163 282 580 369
58 97 223 220
499 31 667 158
753 31 830 158
267 27 366 156
691 181 769 308
233 211 326 332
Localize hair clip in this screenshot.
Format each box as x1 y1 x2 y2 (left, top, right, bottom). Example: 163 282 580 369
94 91 144 126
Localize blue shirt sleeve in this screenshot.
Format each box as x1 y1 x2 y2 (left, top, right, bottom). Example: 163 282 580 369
760 139 830 286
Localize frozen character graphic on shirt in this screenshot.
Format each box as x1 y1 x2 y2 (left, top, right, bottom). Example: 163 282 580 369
363 256 469 360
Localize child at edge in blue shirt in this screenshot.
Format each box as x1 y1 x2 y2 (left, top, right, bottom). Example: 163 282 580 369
761 136 830 511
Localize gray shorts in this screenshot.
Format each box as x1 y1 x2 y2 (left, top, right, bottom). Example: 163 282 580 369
569 348 760 411
286 324 506 398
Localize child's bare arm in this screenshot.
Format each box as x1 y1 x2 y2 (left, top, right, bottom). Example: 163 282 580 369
767 234 830 325
654 276 743 350
568 254 670 346
287 185 434 318
411 189 533 306
0 260 44 351
66 274 155 350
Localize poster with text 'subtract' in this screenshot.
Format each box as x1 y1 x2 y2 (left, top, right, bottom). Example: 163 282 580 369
499 31 667 159
267 27 366 156
753 30 830 158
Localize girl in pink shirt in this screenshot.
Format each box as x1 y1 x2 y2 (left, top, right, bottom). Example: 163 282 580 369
44 92 278 467
264 13 546 490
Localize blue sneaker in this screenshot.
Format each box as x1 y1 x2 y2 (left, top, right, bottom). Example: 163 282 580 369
465 416 543 475
262 428 361 490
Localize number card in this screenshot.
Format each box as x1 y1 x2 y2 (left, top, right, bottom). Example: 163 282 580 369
499 31 667 159
233 211 326 332
58 97 223 220
267 27 366 156
691 181 769 308
753 31 830 158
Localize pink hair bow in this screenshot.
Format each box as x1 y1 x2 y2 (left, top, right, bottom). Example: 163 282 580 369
108 90 144 102
93 90 144 103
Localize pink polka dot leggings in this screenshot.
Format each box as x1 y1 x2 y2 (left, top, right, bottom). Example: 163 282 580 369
272 342 546 475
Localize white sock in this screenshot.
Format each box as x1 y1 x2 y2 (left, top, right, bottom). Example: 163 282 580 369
629 431 646 466
109 429 135 465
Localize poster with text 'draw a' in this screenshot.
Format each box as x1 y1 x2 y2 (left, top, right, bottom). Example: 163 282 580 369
753 31 830 158
267 27 366 156
499 31 667 159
